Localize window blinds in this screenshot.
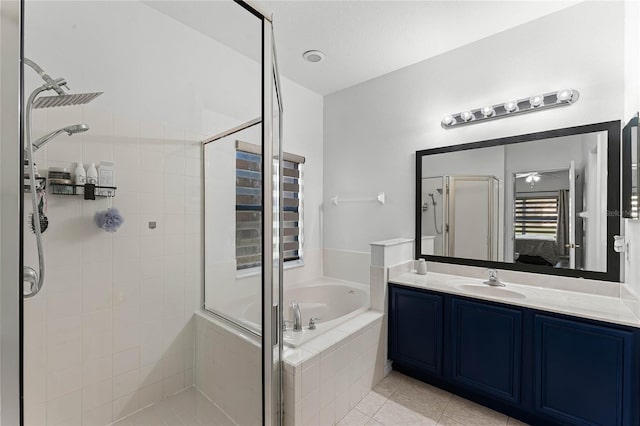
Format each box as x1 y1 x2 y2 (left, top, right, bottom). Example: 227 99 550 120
235 141 305 270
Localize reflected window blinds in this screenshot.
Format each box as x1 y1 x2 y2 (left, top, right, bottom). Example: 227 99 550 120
514 195 559 238
235 140 305 270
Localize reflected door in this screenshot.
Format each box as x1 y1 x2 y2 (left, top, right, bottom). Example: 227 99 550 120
448 176 497 261
569 161 576 269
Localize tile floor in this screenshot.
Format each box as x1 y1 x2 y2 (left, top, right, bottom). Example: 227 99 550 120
111 371 527 426
111 387 234 426
337 371 528 426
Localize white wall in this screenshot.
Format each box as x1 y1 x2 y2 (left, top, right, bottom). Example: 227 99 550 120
323 1 624 283
25 1 261 136
624 0 640 294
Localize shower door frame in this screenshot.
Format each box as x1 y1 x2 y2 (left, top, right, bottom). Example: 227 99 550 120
1 1 24 425
206 1 284 425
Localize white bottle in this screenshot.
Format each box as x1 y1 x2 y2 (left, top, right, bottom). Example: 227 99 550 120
417 258 427 275
74 162 86 185
87 162 98 184
75 162 86 195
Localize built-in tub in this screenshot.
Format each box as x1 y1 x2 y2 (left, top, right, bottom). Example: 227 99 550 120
235 277 370 347
282 278 370 347
200 277 381 425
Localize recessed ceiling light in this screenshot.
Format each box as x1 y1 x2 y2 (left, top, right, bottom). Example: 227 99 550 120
303 50 325 63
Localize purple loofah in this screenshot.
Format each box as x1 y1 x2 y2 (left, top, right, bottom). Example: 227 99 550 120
95 207 124 232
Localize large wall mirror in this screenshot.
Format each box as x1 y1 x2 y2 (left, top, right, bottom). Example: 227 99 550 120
416 120 621 282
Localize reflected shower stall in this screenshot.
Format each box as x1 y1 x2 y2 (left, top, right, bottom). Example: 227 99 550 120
18 1 284 425
422 175 501 261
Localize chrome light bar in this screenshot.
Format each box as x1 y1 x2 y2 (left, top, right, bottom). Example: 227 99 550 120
441 88 580 129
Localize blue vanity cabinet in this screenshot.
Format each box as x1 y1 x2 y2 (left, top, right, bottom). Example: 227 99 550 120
534 315 635 426
451 299 522 403
388 283 640 426
388 285 443 374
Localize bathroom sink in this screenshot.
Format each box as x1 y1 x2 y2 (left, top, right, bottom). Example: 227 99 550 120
457 284 526 299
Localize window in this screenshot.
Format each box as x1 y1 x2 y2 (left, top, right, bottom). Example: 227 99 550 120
514 195 558 238
235 140 304 271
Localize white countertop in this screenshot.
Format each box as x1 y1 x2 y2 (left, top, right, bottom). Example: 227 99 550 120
389 271 640 328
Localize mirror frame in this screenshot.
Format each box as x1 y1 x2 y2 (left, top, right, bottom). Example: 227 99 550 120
415 120 621 282
622 113 638 219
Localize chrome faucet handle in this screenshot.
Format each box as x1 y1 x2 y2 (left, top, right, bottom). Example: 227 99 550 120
308 317 321 330
290 300 303 332
485 269 505 287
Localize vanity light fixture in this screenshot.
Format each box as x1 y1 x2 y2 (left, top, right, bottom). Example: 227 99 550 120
442 115 456 126
460 111 474 122
504 101 519 113
480 106 495 117
441 88 580 129
529 95 544 108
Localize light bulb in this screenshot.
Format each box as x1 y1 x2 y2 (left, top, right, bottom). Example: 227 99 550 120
480 106 495 117
504 101 518 113
529 95 544 108
557 89 573 102
442 115 456 126
460 111 474 122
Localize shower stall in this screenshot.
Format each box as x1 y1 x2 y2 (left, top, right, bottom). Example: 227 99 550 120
422 175 501 261
1 1 285 425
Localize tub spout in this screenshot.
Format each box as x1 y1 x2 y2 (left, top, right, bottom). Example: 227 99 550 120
291 300 302 332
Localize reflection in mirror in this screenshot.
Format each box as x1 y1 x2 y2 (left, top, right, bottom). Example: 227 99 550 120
623 114 638 219
419 125 617 278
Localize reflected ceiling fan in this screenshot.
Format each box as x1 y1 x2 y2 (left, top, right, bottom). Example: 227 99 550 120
516 172 541 187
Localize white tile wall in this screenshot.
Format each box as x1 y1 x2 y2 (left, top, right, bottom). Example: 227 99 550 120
283 312 385 426
193 312 262 426
23 106 203 426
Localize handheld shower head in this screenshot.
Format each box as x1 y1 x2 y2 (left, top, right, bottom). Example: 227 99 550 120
30 124 89 152
64 124 89 135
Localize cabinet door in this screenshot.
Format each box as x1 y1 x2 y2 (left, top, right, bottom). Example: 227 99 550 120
389 286 443 374
451 298 522 403
534 315 634 426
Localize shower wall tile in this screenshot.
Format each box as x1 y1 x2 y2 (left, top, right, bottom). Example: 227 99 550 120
23 106 202 426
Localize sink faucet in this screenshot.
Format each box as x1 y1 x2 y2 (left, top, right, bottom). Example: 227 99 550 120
290 300 302 332
485 269 505 287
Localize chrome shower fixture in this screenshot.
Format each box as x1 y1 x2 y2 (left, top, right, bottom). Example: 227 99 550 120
441 88 579 129
33 92 103 109
31 124 89 152
23 57 103 299
23 57 68 95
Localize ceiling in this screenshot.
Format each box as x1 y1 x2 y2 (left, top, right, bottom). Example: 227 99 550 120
146 0 580 96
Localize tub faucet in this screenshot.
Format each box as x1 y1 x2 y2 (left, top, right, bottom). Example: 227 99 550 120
485 269 505 287
291 300 302 332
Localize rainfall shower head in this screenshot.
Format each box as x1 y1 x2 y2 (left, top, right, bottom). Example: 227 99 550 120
31 124 89 152
32 92 103 109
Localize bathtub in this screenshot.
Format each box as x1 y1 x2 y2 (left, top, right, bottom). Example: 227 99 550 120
282 278 370 347
232 277 370 347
